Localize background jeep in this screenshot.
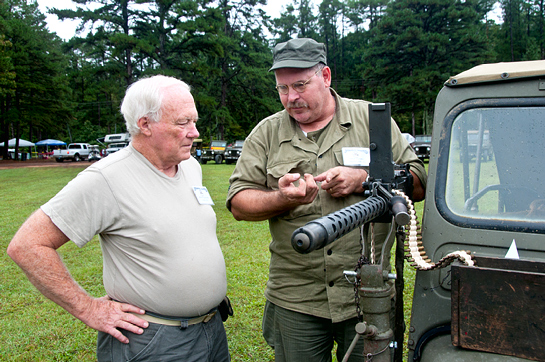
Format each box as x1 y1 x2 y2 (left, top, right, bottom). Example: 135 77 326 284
224 140 244 164
412 134 432 161
201 140 227 164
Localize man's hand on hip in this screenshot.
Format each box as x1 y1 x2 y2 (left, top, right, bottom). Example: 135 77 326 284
79 296 149 344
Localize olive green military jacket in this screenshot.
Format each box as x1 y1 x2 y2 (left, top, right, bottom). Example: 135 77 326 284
227 90 427 322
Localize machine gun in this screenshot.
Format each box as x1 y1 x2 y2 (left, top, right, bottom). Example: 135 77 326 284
291 103 474 361
291 103 413 255
291 103 414 362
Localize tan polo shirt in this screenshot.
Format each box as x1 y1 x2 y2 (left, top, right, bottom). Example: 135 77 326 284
43 145 227 317
227 90 426 322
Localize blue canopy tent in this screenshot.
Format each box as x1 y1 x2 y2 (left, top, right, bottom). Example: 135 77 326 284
35 139 66 158
36 139 66 151
35 139 66 146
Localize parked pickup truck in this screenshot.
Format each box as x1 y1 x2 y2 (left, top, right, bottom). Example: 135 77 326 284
53 143 92 162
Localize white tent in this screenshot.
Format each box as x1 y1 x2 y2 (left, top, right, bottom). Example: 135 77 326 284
0 138 35 147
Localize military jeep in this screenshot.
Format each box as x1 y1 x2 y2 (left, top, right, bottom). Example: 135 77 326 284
408 60 545 362
200 140 227 164
224 140 244 164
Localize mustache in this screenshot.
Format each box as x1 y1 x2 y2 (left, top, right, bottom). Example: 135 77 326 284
287 101 309 109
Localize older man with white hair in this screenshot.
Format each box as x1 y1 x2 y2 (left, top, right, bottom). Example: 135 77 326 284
8 75 230 361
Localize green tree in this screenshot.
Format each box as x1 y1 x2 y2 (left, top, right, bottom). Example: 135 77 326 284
318 0 345 83
0 0 70 159
269 0 319 42
51 0 143 86
496 0 545 61
361 0 494 135
186 0 279 142
344 0 387 31
0 35 16 160
0 36 15 96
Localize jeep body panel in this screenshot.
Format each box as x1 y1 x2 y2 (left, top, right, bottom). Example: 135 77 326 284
408 60 545 362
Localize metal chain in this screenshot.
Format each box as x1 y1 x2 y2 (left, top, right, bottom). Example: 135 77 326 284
370 223 376 264
353 253 369 322
365 343 390 361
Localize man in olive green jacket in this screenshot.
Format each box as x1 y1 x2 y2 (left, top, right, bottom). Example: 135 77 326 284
227 38 426 362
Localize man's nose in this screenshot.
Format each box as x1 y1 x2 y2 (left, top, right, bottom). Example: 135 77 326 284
286 87 300 102
188 121 199 138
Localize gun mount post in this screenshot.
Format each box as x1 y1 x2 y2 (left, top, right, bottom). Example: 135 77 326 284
369 103 394 184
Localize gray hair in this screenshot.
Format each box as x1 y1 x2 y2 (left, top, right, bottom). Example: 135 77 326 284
120 75 191 136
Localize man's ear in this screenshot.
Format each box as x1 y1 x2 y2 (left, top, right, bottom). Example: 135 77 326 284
321 66 332 87
137 116 152 136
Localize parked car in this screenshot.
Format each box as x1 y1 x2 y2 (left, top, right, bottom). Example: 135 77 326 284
105 142 129 156
224 140 245 164
201 140 227 164
412 135 432 161
103 133 130 156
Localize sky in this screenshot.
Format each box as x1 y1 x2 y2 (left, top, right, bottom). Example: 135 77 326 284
37 0 292 40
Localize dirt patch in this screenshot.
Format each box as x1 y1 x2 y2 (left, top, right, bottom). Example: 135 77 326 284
0 158 95 170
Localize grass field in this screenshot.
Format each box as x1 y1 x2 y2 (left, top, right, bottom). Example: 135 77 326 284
0 163 424 361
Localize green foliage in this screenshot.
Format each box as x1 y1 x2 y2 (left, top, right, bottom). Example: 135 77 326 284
358 0 495 134
0 0 72 154
1 0 543 149
0 35 16 97
0 164 275 361
496 0 545 60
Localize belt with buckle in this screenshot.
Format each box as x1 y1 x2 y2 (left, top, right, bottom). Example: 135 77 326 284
133 310 217 327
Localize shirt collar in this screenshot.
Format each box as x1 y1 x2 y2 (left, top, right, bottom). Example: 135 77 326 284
277 88 351 142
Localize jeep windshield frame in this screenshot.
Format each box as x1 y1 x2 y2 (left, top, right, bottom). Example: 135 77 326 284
435 97 545 234
211 140 226 148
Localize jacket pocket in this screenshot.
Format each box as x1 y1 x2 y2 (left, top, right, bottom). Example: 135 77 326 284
266 158 319 220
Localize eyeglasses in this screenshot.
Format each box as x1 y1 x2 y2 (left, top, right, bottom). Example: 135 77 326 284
275 69 321 95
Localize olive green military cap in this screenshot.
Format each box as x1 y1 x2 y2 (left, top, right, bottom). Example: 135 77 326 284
270 38 327 71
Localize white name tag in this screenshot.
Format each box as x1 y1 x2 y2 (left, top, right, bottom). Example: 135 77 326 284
193 186 215 205
342 147 370 166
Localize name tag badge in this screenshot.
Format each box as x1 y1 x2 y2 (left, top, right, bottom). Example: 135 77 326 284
193 186 215 205
342 147 370 166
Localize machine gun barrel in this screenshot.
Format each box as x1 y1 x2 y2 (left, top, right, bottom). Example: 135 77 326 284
291 196 389 254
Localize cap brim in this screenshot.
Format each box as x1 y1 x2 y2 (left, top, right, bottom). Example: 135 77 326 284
269 59 320 71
